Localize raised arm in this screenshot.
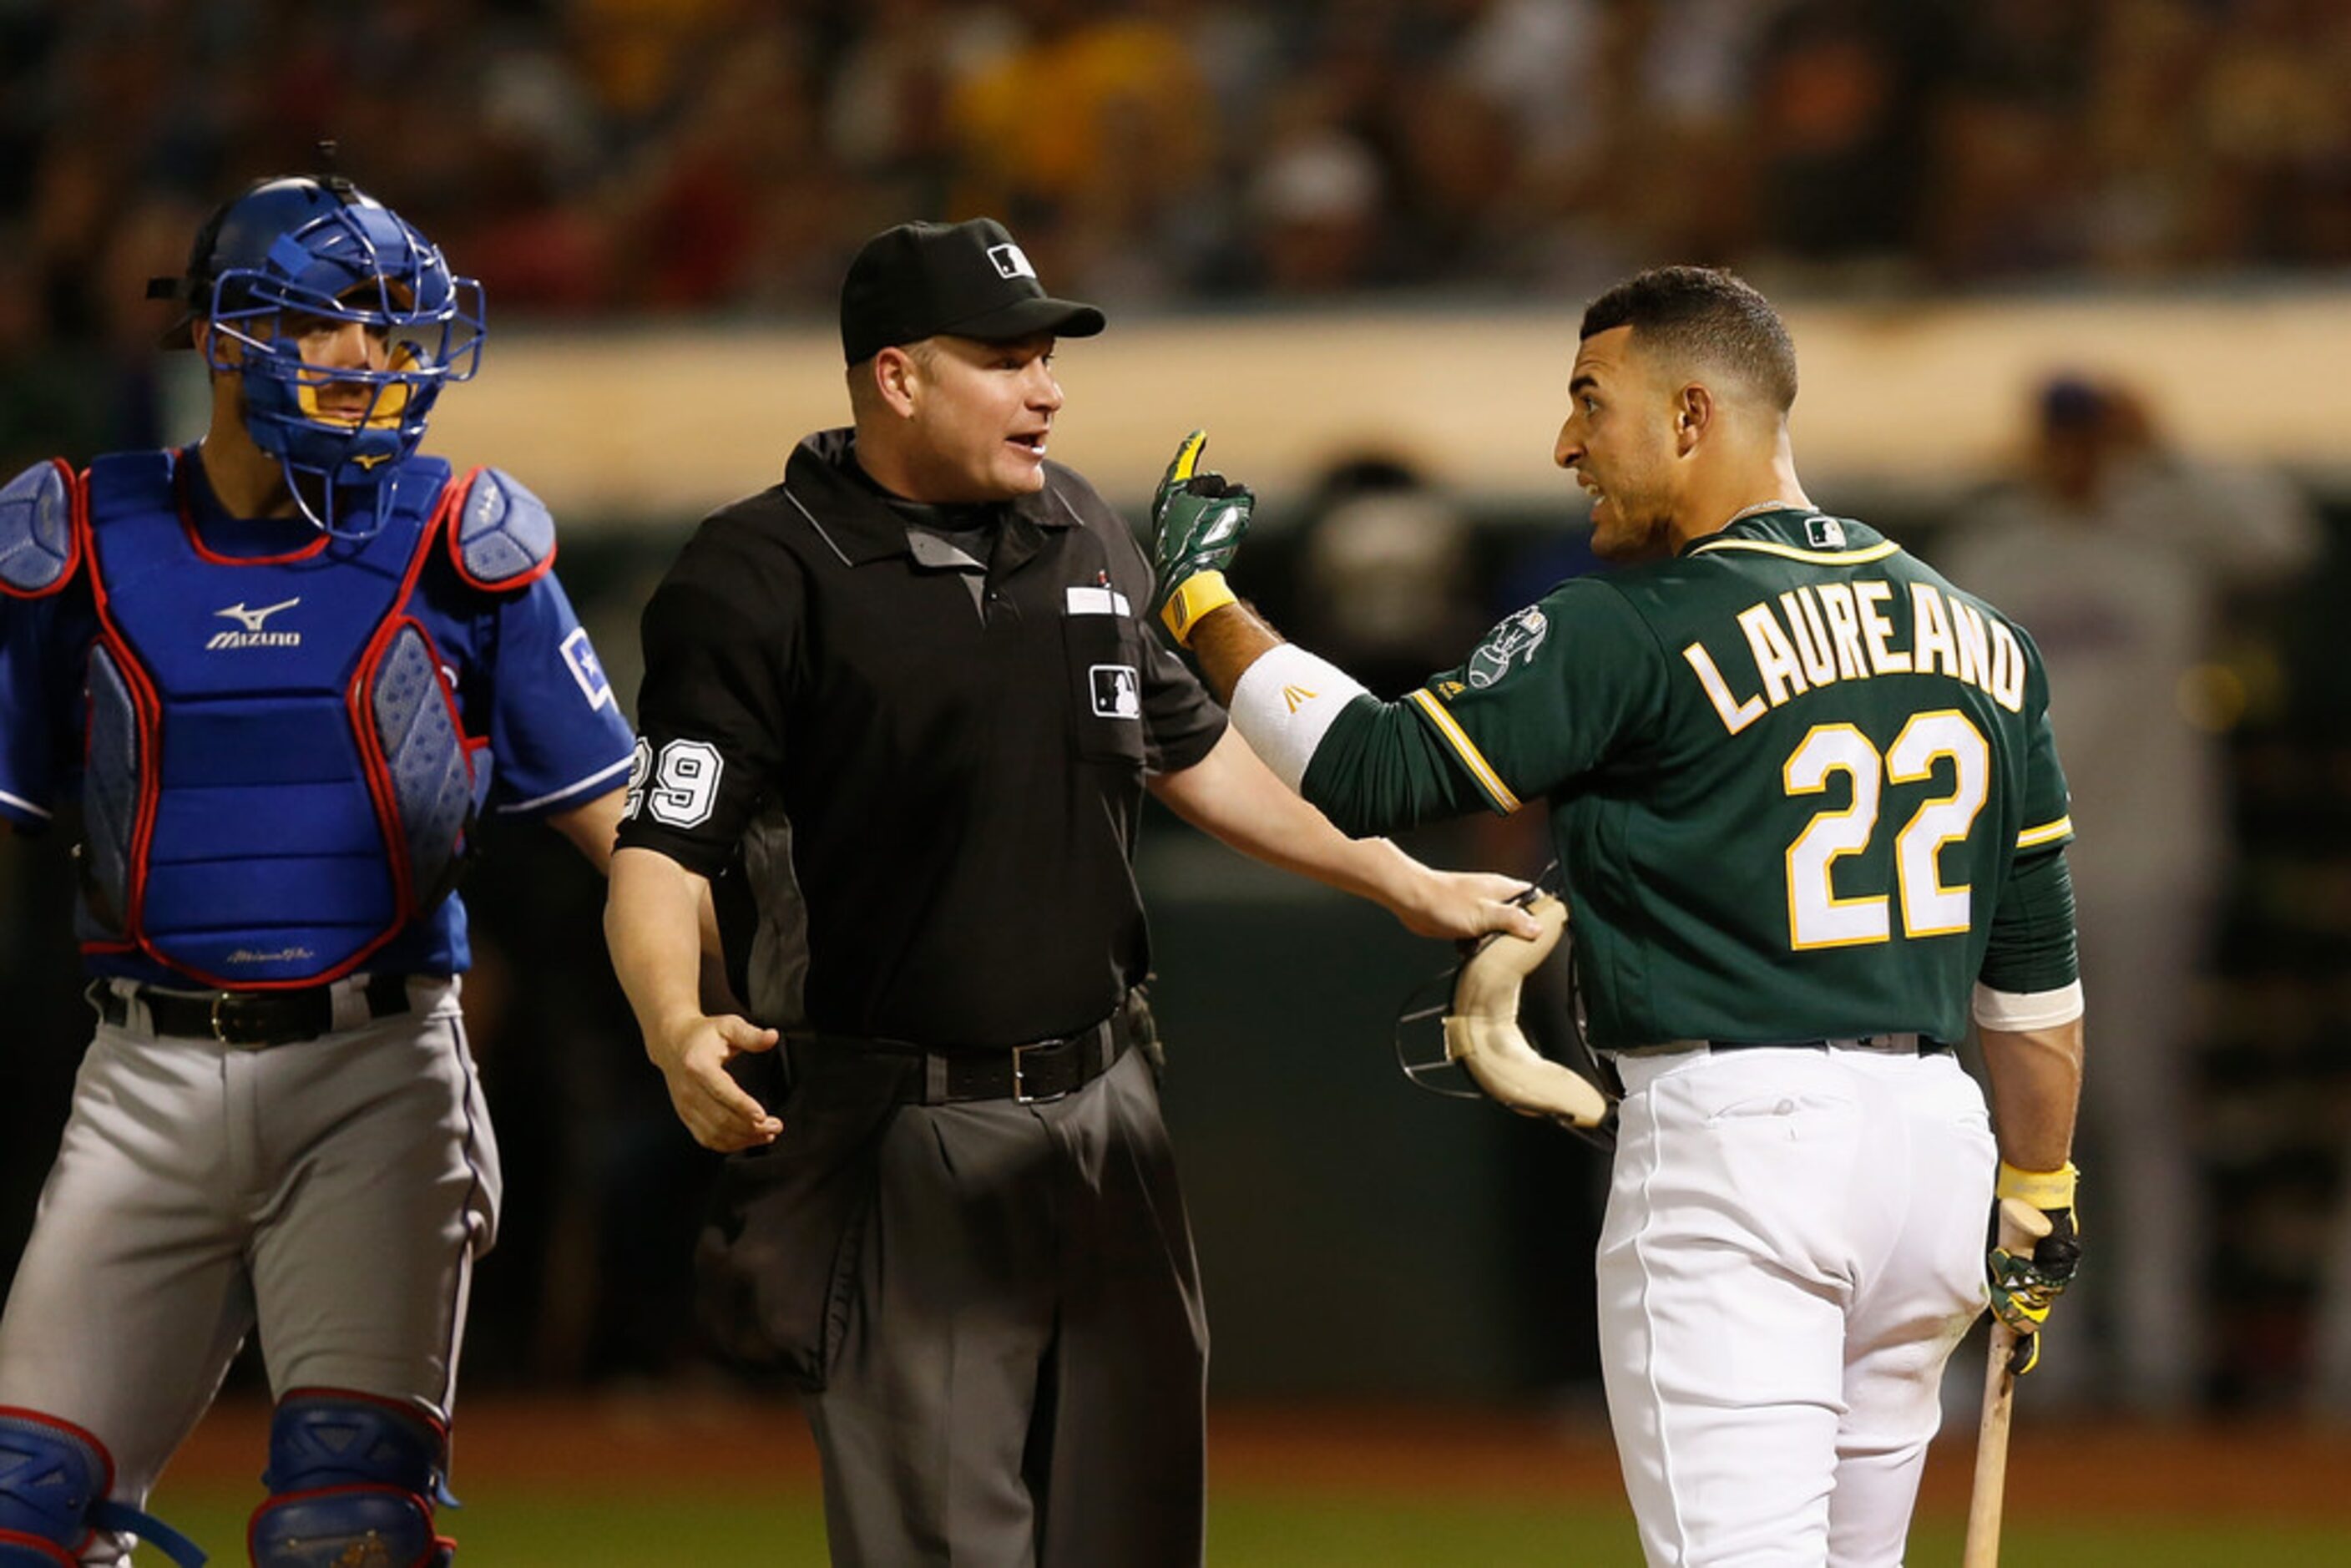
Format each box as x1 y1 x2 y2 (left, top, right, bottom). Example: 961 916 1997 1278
1146 432 1646 842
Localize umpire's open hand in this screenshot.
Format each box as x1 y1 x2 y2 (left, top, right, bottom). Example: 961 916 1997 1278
1395 868 1545 943
1150 429 1254 645
650 1013 784 1151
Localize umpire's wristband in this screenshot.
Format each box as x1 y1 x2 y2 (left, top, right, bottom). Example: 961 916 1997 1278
1162 570 1236 645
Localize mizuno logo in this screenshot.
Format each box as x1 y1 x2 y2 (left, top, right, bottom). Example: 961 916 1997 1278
351 452 390 470
209 598 301 650
1282 684 1318 713
216 599 298 631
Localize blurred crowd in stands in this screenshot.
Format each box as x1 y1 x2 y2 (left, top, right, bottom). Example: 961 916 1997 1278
9 0 2351 335
10 0 2348 467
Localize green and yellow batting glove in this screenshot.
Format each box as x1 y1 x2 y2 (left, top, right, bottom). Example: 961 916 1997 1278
1986 1160 2083 1375
1150 429 1254 645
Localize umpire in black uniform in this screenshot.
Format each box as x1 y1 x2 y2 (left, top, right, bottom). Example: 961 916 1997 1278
604 216 1534 1567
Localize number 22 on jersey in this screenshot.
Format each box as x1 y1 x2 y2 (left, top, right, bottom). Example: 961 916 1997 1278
1782 709 1989 950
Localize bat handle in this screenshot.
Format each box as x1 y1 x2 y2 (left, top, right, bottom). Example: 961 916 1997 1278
1962 1317 2020 1568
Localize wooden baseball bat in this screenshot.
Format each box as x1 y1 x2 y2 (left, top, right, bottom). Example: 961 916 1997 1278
1963 1199 2054 1568
1962 1318 2021 1568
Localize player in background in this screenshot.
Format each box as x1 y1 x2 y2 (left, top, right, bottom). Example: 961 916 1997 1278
0 172 635 1565
1151 266 2087 1565
1934 374 2318 1414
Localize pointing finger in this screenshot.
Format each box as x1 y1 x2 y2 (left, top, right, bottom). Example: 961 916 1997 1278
1155 428 1208 512
1171 428 1207 483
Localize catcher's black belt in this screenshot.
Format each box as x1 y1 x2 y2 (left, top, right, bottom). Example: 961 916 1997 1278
787 1005 1133 1106
88 972 414 1046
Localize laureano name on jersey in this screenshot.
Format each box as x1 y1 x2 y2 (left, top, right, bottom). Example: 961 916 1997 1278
1682 576 2029 737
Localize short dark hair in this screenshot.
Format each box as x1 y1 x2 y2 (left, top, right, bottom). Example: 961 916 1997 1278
1580 266 1798 412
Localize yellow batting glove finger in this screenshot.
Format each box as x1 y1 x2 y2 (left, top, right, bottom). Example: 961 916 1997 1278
1155 428 1208 517
1171 428 1206 483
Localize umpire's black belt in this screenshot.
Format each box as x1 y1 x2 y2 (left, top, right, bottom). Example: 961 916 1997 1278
786 1007 1132 1106
88 973 413 1046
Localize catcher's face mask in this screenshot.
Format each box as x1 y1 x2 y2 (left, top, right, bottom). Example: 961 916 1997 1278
154 175 486 538
1395 888 1617 1151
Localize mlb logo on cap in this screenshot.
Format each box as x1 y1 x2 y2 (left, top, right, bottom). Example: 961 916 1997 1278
987 243 1036 281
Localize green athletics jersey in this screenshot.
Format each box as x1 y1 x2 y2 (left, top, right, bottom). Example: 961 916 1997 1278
1300 508 2075 1050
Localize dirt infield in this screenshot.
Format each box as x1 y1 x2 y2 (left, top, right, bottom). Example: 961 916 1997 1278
162 1394 2351 1521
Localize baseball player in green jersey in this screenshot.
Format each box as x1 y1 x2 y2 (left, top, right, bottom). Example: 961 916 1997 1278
1151 266 2088 1566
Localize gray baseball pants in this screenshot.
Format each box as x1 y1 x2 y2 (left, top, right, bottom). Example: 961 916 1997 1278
0 976 499 1564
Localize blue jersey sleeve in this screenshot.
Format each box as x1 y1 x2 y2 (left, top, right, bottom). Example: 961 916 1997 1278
0 591 81 829
475 570 637 817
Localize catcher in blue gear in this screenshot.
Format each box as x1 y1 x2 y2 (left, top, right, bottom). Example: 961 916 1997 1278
0 169 635 1565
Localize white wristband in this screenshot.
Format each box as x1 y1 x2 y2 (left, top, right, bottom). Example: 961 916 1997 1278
1972 979 2085 1031
1228 643 1372 792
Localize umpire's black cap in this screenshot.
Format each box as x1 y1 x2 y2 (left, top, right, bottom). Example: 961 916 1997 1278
839 217 1105 365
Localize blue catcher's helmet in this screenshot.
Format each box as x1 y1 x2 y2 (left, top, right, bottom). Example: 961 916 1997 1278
149 174 487 537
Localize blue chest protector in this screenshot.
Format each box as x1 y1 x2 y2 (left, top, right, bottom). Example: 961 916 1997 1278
78 451 479 988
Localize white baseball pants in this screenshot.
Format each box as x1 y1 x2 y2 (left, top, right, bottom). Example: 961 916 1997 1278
1598 1044 1995 1567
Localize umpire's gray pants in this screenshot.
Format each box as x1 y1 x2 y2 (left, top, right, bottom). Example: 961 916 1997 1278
799 1046 1207 1568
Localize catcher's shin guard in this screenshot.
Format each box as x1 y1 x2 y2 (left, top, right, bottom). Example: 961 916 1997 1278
247 1390 456 1567
0 1408 207 1566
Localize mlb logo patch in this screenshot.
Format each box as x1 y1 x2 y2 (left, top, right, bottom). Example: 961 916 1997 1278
987 243 1037 281
1090 664 1140 720
1805 515 1847 549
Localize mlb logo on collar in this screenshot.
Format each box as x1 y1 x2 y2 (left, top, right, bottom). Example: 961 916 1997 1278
988 243 1037 281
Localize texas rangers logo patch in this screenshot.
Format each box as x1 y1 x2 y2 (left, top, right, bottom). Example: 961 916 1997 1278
1466 607 1548 690
561 626 615 711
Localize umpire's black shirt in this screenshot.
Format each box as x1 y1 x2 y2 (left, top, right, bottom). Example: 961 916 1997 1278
617 428 1226 1046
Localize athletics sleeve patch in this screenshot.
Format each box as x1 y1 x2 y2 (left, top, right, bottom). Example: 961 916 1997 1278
1465 605 1548 690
